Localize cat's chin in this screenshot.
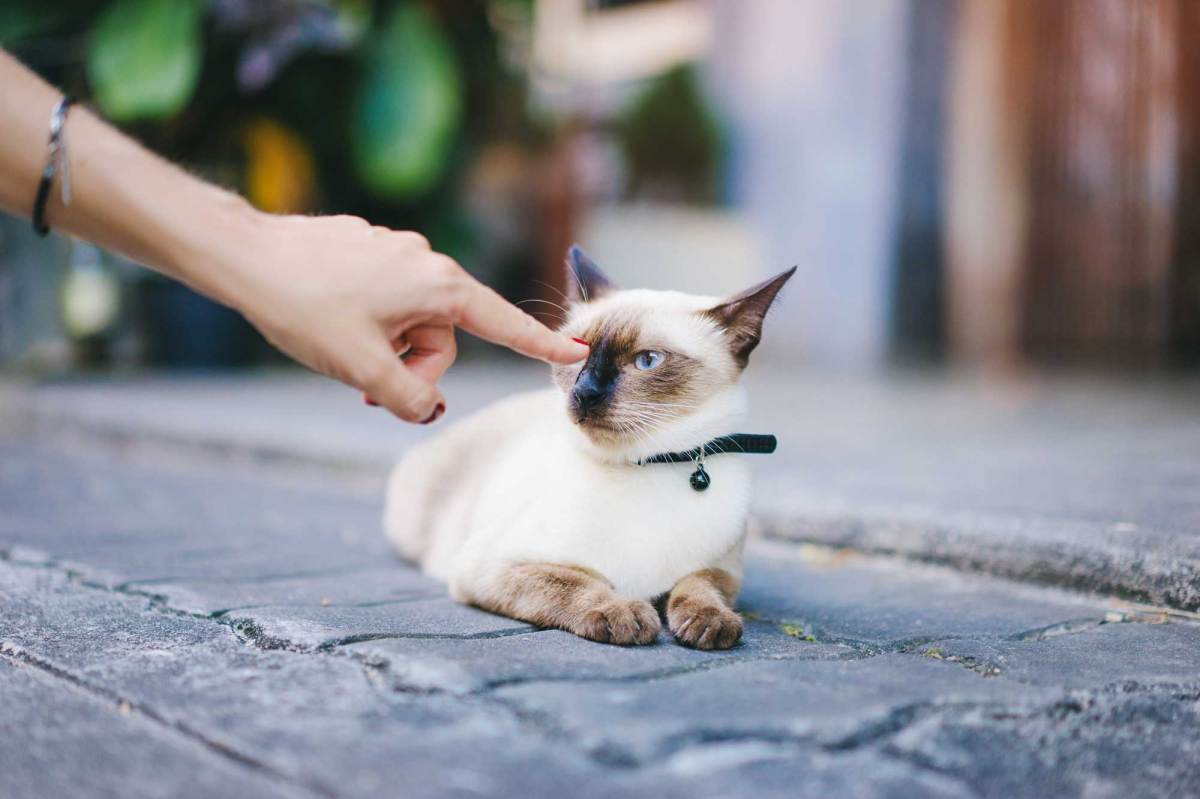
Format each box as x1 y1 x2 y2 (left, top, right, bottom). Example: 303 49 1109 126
572 418 636 448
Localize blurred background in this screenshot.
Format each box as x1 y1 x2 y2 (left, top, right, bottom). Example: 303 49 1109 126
1 0 1198 375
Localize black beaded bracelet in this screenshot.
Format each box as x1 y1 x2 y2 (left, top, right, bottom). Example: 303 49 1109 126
32 94 75 237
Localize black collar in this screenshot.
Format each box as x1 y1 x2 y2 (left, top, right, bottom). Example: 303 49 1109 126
637 433 777 492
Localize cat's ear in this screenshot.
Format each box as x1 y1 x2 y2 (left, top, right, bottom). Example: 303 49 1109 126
565 244 616 303
704 267 796 367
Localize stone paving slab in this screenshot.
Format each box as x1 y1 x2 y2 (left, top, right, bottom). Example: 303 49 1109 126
741 542 1104 647
884 685 1200 799
3 435 1200 797
345 622 855 695
224 598 535 651
919 621 1200 688
640 748 974 799
133 565 444 617
492 654 1057 764
0 659 298 799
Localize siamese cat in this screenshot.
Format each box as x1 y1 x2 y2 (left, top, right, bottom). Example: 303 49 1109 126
385 246 793 650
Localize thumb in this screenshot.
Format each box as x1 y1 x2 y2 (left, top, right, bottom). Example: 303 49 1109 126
359 343 445 424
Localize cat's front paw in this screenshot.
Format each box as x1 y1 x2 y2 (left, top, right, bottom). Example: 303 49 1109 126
575 598 661 645
669 602 743 650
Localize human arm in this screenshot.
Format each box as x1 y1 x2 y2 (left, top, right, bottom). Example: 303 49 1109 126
0 49 587 422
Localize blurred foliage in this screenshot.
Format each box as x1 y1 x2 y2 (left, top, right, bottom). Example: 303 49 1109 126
87 0 205 122
352 3 461 198
0 0 562 276
617 65 722 205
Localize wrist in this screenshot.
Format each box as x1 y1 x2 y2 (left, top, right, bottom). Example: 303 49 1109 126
167 188 266 312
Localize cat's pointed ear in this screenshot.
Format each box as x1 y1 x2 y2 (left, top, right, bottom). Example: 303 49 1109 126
704 267 796 367
565 245 616 303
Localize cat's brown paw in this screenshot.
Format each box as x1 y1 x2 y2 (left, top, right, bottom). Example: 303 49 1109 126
575 599 661 645
669 602 743 650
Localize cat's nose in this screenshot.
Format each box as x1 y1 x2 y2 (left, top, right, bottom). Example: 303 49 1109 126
571 369 610 414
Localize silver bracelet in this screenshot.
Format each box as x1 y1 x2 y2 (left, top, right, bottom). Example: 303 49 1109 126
32 94 75 237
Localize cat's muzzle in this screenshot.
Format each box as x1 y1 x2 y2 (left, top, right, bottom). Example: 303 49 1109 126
570 365 616 425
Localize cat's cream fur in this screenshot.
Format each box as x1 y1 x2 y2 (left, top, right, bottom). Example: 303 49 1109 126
384 247 792 649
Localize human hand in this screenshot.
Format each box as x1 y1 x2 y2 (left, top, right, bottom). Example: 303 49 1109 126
215 212 588 423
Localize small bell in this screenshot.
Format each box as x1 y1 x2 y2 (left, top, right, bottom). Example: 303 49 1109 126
689 463 711 491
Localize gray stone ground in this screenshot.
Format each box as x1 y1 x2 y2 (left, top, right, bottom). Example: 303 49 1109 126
2 367 1200 798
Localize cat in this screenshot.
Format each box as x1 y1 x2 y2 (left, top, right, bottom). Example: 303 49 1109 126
384 245 793 650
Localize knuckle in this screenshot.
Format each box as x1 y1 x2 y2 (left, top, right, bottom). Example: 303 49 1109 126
396 231 430 250
356 355 394 391
334 214 369 228
430 253 462 281
427 257 469 308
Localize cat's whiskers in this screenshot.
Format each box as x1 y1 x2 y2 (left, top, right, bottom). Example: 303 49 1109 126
532 279 572 306
515 298 569 325
566 262 590 302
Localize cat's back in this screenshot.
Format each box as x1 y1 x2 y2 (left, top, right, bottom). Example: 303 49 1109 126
383 388 557 574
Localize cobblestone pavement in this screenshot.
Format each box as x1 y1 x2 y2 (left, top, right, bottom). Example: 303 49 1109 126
2 436 1198 798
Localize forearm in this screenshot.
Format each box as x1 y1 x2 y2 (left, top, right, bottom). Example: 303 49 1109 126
1 50 586 423
0 50 257 309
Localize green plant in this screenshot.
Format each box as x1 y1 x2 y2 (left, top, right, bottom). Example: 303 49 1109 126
352 2 462 199
617 64 723 204
86 0 205 122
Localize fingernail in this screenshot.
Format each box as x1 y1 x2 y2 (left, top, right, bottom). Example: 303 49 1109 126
572 337 589 346
363 393 379 407
421 403 445 425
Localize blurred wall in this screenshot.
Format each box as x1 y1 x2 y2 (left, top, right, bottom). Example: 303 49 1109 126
946 0 1195 369
708 0 907 368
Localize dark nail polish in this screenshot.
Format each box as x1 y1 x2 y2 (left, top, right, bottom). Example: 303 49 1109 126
572 337 589 346
421 403 446 425
363 394 379 407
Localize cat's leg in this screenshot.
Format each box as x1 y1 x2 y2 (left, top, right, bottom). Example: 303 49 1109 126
458 561 661 645
666 568 743 650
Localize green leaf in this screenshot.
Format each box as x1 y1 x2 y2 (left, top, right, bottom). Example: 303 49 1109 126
0 6 52 47
86 0 204 122
352 3 462 198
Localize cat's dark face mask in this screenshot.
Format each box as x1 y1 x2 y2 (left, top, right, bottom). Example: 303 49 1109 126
567 325 632 426
570 354 619 423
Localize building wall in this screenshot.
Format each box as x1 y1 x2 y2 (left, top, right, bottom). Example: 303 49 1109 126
708 0 907 368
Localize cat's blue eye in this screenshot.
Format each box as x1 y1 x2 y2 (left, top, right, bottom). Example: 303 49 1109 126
634 350 665 371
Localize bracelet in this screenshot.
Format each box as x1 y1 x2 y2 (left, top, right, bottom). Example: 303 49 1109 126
32 94 75 237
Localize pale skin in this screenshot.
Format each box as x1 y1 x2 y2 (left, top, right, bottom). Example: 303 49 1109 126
0 50 588 422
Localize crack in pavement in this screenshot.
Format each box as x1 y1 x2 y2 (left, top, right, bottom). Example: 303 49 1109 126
117 563 395 590
0 643 336 799
208 594 443 618
467 642 870 696
219 614 543 653
552 680 1200 773
875 681 1200 789
914 611 1200 681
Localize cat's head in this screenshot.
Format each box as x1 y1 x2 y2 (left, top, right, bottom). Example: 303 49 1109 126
552 245 794 458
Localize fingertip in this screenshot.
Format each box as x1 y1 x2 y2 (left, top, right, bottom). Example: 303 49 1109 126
365 354 444 424
421 402 446 425
400 388 443 424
